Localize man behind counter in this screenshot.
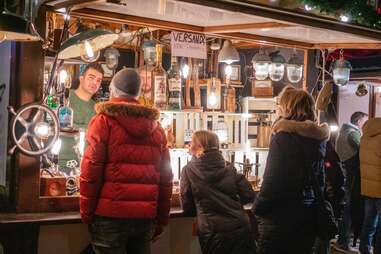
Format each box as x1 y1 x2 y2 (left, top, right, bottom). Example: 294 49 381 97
59 63 104 171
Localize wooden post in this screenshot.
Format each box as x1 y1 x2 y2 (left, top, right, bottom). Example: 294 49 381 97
185 58 192 108
193 60 201 108
303 49 308 91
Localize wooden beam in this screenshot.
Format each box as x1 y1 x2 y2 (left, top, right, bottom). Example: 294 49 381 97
203 22 292 33
217 32 313 49
71 8 204 33
314 43 381 49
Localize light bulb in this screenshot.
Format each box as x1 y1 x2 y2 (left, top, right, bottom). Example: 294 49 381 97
330 125 339 132
208 91 218 107
181 64 190 79
225 64 233 78
84 40 94 58
34 122 50 138
51 138 62 155
81 40 100 62
58 69 72 88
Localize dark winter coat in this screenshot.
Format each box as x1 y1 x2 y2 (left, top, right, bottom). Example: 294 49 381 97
180 149 255 234
80 97 173 225
253 119 329 253
324 141 345 219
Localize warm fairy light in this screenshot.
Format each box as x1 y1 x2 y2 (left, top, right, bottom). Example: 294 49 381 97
340 15 350 22
305 4 313 11
225 64 233 78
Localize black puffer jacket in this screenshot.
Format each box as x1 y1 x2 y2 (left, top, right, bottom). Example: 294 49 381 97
324 141 345 219
180 149 255 234
252 119 329 253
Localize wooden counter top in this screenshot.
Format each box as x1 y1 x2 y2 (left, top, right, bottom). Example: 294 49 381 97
0 204 253 225
0 207 186 225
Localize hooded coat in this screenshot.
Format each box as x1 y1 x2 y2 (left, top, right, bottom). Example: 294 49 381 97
253 119 329 253
180 149 255 234
360 118 381 198
80 97 173 225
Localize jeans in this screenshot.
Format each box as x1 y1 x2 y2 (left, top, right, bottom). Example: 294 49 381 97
89 216 153 254
337 156 361 248
359 198 381 254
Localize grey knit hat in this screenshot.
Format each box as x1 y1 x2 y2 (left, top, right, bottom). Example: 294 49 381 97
110 68 141 96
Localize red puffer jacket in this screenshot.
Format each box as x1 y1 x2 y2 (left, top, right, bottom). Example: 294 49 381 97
80 97 173 225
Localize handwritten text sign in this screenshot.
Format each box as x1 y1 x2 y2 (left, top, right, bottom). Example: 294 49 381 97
171 31 207 59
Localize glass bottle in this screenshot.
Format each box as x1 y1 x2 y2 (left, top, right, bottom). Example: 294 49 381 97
152 44 167 110
58 91 74 131
167 56 182 111
138 63 154 106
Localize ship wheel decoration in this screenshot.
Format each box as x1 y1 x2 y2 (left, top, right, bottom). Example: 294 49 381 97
9 103 59 156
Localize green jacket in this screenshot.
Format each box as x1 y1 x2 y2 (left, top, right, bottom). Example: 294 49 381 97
335 123 361 162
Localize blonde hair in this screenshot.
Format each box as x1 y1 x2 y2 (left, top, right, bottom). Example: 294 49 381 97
278 86 316 122
193 130 219 150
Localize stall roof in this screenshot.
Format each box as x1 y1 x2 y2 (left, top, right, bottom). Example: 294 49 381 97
44 0 381 49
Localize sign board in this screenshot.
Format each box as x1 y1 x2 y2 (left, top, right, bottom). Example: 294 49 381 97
171 31 207 59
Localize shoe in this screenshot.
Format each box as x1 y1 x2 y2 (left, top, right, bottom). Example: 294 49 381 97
332 243 359 253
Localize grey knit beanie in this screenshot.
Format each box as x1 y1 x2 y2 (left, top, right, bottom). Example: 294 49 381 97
110 68 141 97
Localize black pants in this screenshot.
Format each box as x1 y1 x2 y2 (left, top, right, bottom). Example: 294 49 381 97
89 216 153 254
198 226 256 254
256 206 317 254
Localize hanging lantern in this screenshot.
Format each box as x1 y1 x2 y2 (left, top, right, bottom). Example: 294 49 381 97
218 40 240 64
287 51 303 83
142 39 156 65
214 118 229 147
269 50 286 82
252 49 271 81
332 50 351 86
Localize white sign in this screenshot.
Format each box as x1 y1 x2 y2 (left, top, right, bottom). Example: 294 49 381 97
171 31 207 59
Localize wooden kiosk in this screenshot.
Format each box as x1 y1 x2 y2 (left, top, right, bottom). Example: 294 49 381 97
1 0 381 253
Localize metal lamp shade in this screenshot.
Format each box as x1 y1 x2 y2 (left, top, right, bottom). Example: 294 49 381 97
218 40 239 64
252 49 271 80
332 59 351 86
0 11 39 41
287 54 303 83
269 51 286 82
58 29 119 60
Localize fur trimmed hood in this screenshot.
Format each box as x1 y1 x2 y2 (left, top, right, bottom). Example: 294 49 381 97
95 101 160 120
95 98 160 137
272 119 330 141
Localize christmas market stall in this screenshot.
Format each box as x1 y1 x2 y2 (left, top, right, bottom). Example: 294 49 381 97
1 0 381 252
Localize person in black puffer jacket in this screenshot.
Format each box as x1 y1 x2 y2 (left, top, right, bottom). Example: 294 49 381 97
314 141 346 253
253 87 330 254
180 130 256 254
